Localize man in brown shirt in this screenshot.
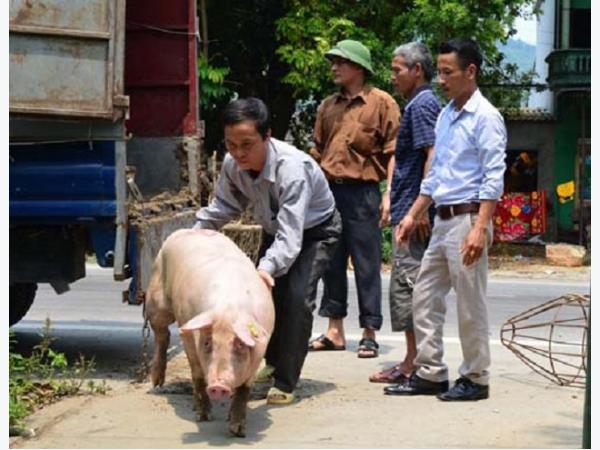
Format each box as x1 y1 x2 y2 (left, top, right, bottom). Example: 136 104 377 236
308 39 400 358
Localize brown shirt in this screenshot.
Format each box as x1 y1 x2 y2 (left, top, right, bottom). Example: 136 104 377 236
310 86 400 183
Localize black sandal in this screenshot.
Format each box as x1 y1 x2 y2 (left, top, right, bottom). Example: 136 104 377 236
357 337 379 358
308 334 346 351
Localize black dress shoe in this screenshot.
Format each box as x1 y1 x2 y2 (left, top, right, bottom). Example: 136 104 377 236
384 374 449 396
437 377 489 401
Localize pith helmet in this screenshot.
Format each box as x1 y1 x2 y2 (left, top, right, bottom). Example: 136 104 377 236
325 39 374 74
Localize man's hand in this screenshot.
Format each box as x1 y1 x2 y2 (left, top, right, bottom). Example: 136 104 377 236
460 225 487 266
395 215 416 245
414 215 431 243
379 191 391 228
257 269 275 289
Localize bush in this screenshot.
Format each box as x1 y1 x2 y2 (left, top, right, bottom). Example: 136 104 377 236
9 319 108 435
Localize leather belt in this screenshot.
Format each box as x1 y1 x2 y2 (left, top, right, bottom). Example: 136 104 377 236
329 178 372 185
436 202 480 220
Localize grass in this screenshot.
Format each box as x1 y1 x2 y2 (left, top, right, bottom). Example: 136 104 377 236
9 318 109 436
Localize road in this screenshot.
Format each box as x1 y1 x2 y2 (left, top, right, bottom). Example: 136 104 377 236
12 265 589 371
10 266 590 448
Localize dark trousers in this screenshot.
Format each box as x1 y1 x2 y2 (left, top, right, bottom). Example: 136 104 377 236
259 210 341 393
318 183 383 330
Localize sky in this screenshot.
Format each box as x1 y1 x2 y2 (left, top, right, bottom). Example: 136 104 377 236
514 14 537 45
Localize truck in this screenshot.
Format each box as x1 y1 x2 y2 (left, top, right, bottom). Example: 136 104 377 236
9 0 202 325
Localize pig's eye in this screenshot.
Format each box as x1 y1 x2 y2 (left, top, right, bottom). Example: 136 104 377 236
233 338 248 355
203 338 212 352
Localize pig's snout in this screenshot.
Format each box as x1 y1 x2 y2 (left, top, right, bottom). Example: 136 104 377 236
206 383 232 400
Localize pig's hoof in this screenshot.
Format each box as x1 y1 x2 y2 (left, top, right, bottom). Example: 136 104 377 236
196 411 212 422
150 370 165 387
229 421 246 437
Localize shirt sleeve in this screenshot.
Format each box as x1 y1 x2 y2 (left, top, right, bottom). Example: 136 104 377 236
381 97 401 155
257 177 310 278
419 108 444 197
309 103 325 162
411 101 439 151
476 111 507 200
419 152 439 197
194 161 249 230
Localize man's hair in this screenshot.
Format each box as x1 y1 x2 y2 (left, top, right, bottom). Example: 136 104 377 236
222 97 270 138
392 42 435 82
438 38 483 75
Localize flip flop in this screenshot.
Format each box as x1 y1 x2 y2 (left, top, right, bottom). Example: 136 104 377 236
308 334 346 351
266 387 295 405
369 364 411 383
357 337 379 358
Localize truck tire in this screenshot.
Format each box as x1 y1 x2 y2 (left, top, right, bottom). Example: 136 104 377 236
9 283 37 326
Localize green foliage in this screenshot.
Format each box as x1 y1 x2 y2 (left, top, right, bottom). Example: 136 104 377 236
276 0 537 106
198 56 232 109
9 319 108 435
381 226 393 264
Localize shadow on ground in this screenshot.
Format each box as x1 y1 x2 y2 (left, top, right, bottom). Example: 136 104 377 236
148 377 336 445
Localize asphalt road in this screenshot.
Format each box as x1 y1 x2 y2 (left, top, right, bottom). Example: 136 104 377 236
11 265 590 377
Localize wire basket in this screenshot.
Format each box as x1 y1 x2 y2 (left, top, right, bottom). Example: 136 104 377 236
500 293 590 388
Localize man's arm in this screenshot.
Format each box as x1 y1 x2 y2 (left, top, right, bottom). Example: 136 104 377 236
413 145 435 241
460 199 496 266
194 160 248 230
380 155 395 227
309 104 325 162
379 98 401 227
256 178 310 280
461 110 506 266
395 193 433 244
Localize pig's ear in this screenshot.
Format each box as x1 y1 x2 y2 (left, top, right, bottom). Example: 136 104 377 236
233 317 268 347
179 312 213 334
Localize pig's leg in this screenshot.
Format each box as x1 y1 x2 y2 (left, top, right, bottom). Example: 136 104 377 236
228 384 250 437
181 334 212 421
145 289 174 387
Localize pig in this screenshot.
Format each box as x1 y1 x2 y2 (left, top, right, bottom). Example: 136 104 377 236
144 228 275 437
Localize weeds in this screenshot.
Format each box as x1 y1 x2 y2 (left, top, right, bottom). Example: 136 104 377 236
9 318 109 436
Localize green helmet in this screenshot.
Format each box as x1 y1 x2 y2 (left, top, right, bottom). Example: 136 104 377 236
325 39 374 74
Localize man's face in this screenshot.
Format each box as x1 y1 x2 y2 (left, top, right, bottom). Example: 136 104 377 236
329 56 364 88
223 121 269 171
390 55 417 98
436 52 476 100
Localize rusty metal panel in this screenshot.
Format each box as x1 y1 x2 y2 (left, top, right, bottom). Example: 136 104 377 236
125 0 198 136
9 0 126 120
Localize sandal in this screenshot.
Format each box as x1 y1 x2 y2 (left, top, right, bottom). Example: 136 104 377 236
308 334 346 351
253 364 275 384
266 387 295 405
369 364 411 383
357 337 379 358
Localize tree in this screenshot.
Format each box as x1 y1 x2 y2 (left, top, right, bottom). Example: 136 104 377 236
276 0 537 149
199 0 537 153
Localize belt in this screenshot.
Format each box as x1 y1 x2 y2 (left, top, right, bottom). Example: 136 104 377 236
436 202 480 220
329 178 374 185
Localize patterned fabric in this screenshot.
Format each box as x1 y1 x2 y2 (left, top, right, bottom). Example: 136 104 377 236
390 85 441 225
493 191 547 241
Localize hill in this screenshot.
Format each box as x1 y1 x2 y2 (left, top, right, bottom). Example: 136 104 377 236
498 39 536 73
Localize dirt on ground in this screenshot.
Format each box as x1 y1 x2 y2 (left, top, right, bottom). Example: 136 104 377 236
10 337 586 449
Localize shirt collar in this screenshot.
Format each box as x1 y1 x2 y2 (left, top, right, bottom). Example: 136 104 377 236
335 85 371 104
259 139 278 184
448 88 481 114
407 84 432 103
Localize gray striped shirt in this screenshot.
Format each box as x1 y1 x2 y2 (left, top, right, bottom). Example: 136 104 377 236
195 138 335 277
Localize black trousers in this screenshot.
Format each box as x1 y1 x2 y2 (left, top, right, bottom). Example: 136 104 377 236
318 182 383 330
259 210 341 393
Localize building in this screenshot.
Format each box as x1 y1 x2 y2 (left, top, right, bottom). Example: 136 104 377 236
505 0 590 246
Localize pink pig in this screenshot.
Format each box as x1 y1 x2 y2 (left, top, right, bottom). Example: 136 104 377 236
145 228 275 437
